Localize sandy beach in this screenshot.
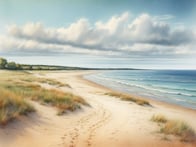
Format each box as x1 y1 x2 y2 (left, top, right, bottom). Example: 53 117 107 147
0 70 195 147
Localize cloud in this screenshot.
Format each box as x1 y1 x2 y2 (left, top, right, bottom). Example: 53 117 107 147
1 12 195 56
153 14 175 21
127 14 195 45
95 12 130 34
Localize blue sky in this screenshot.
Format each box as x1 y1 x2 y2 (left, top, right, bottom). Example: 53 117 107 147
0 0 195 27
0 0 196 69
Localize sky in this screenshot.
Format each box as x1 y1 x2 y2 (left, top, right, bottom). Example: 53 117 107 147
0 0 196 69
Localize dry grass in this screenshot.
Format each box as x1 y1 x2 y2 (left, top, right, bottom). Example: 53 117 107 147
151 114 167 123
29 87 88 114
3 80 86 115
105 92 150 106
161 120 196 142
0 88 34 125
151 114 196 142
21 77 71 88
0 70 87 125
36 78 71 87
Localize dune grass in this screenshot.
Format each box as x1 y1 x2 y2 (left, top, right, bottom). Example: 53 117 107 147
151 114 167 123
0 88 35 125
0 70 87 125
3 78 86 114
21 77 71 88
105 92 150 106
39 78 71 87
23 84 87 114
151 114 196 142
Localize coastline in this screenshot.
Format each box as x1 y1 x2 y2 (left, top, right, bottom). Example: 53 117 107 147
81 71 196 113
80 70 196 113
0 70 195 147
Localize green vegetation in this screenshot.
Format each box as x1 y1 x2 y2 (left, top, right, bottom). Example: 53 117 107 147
0 58 7 69
0 57 136 70
0 58 20 70
0 71 87 125
0 57 88 70
151 114 196 142
105 92 150 106
6 62 21 70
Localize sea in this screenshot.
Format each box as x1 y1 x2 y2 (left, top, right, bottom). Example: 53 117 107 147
84 70 196 110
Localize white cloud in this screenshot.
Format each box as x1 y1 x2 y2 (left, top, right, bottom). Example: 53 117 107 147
57 18 90 42
153 14 175 21
128 14 170 43
95 12 130 34
1 12 195 57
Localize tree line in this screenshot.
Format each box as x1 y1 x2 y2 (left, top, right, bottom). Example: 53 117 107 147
0 57 87 70
0 57 22 70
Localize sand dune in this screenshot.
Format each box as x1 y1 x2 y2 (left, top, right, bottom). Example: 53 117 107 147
0 71 195 147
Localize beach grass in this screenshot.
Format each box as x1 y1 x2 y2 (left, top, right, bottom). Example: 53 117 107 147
0 70 87 125
151 114 196 142
21 77 71 88
151 114 167 123
3 83 86 114
0 88 35 125
105 92 150 106
30 87 87 114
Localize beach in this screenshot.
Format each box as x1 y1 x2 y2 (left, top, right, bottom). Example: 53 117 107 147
0 70 196 147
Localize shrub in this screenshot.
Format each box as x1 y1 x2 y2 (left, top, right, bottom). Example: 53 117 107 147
0 58 7 69
6 62 17 70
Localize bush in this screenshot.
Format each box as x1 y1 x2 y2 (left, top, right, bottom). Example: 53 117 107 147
6 62 17 70
0 58 7 69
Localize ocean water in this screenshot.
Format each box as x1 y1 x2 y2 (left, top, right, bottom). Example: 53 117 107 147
84 70 196 110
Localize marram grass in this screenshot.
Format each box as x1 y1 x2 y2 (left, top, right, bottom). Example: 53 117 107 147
0 70 87 125
0 88 35 125
151 114 196 142
105 92 150 106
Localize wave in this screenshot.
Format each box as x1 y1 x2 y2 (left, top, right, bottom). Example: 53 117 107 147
90 75 196 98
86 71 196 110
120 82 196 97
146 84 196 93
174 98 196 106
122 80 196 93
105 72 196 83
127 77 190 82
100 75 196 93
106 75 196 92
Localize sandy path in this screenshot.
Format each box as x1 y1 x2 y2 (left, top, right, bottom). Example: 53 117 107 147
0 71 196 147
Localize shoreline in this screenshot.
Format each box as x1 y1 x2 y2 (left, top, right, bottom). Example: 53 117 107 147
79 70 196 113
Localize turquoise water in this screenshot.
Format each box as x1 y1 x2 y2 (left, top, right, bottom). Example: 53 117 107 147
85 70 196 109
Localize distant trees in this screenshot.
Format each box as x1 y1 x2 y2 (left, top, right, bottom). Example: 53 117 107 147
0 57 81 70
0 57 47 70
0 57 21 70
6 62 18 70
0 58 7 69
